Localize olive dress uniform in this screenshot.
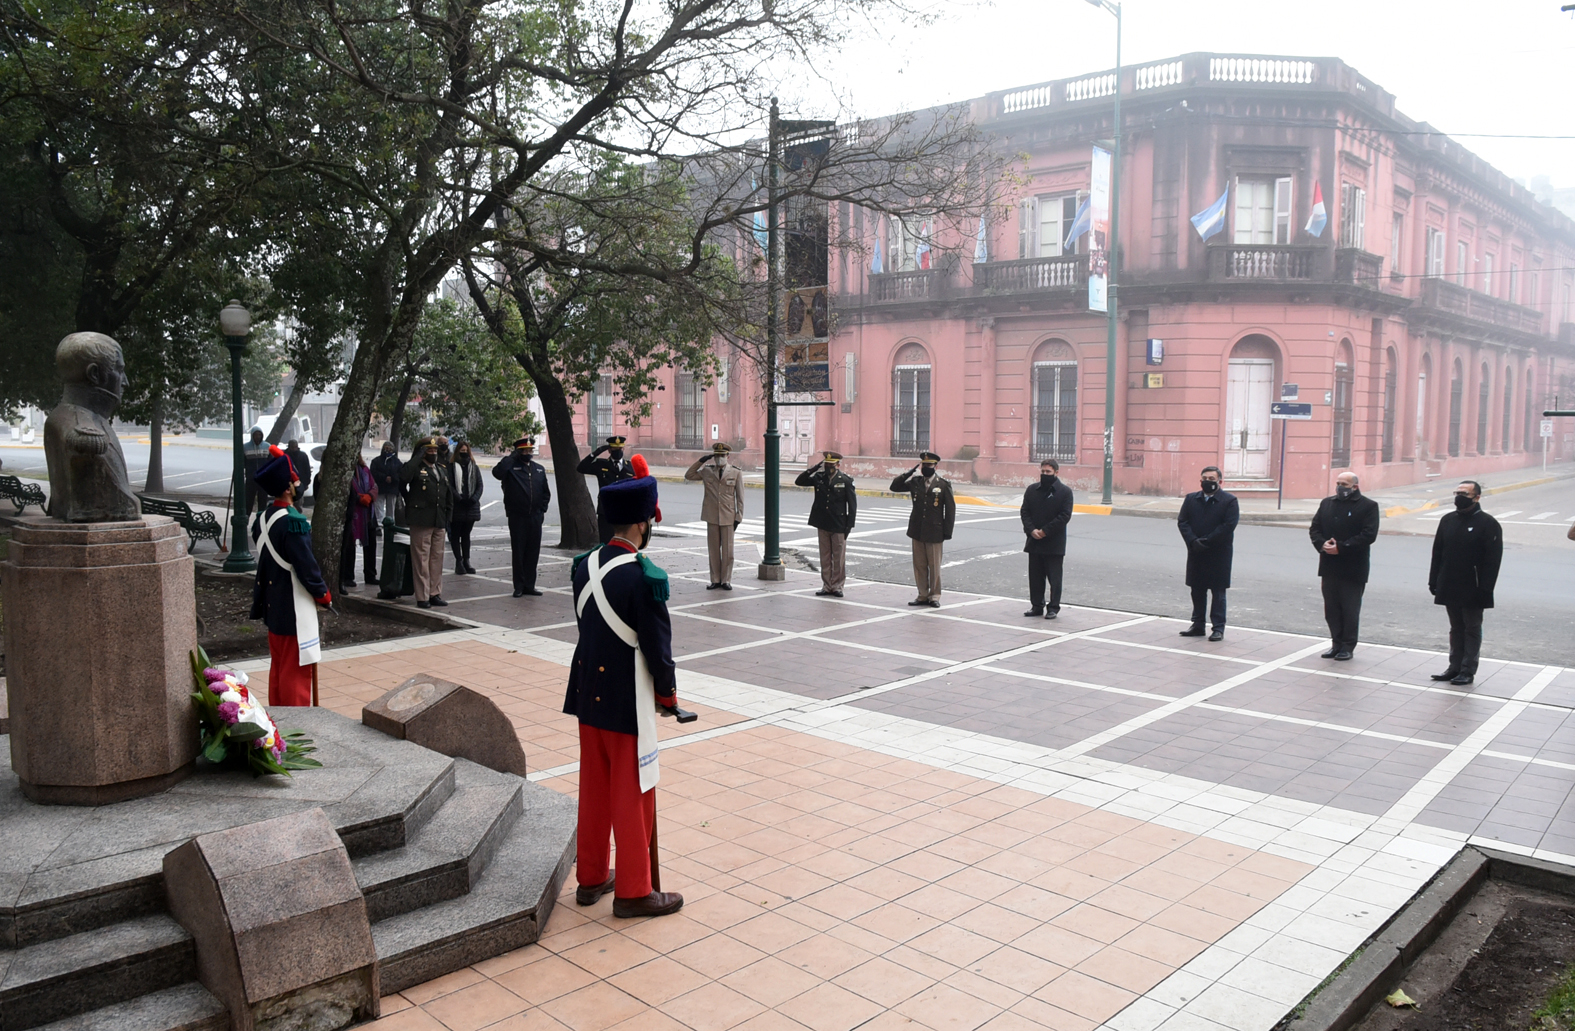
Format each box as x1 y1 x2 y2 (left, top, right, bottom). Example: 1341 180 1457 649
685 444 746 588
577 436 635 544
891 456 956 606
795 452 857 596
401 441 453 606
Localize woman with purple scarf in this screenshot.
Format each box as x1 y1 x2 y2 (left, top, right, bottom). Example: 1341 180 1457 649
340 453 380 589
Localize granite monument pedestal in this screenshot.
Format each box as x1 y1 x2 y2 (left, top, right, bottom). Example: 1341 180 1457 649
1 515 198 805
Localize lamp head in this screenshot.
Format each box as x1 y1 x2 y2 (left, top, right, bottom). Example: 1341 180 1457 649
219 300 251 338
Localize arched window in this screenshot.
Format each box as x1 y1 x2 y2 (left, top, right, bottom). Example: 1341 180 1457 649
1332 341 1355 466
1031 340 1078 463
1448 359 1463 458
1502 370 1515 453
891 342 931 457
1476 362 1490 455
1381 348 1398 463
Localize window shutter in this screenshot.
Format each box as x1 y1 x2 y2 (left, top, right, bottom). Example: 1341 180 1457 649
1018 200 1036 260
1274 178 1293 245
717 357 730 403
1233 178 1254 244
1457 241 1468 286
844 352 857 403
1354 189 1366 250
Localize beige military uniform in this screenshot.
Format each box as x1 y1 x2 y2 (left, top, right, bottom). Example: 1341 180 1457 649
685 455 746 584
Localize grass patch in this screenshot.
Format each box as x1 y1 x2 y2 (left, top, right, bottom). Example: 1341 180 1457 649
1532 961 1575 1031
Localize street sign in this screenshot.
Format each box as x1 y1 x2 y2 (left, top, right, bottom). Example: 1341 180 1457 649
1146 373 1164 388
1543 420 1555 438
1280 383 1299 401
1271 402 1313 420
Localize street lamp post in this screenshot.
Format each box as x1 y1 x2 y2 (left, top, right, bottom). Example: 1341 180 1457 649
220 300 256 573
1088 0 1121 506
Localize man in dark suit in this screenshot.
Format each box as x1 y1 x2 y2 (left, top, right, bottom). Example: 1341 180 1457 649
577 435 635 543
493 436 552 597
1429 480 1503 685
1177 465 1239 641
564 473 683 918
1309 470 1381 660
1020 458 1074 619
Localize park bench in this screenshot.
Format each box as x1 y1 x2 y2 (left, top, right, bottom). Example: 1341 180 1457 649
0 474 46 514
138 495 224 553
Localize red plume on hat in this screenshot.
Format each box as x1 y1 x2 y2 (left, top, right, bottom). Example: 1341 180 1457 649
629 454 661 523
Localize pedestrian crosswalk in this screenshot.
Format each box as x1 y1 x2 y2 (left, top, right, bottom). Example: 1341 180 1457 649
1416 507 1573 527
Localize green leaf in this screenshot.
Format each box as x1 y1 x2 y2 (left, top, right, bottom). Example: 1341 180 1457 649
203 734 230 764
1386 990 1418 1009
226 722 268 742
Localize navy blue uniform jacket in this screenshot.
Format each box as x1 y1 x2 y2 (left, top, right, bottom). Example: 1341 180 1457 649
493 453 552 520
1177 490 1239 590
564 544 678 736
249 504 330 636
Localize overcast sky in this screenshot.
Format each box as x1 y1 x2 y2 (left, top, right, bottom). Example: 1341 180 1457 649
787 0 1575 188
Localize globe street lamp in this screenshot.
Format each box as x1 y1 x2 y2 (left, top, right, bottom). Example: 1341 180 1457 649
220 300 256 573
1087 0 1121 505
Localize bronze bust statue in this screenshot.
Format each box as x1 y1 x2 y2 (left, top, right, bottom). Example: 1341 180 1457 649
44 332 140 522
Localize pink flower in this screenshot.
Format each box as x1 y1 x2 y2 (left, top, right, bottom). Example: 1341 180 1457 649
204 668 227 682
217 700 242 723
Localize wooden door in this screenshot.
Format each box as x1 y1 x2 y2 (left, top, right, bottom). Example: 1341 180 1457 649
1224 360 1273 478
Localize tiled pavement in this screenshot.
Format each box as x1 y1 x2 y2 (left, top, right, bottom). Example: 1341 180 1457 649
239 531 1575 1031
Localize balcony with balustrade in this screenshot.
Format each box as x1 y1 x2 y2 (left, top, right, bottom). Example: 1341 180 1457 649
1206 245 1323 283
1416 277 1545 339
973 254 1088 297
869 269 949 304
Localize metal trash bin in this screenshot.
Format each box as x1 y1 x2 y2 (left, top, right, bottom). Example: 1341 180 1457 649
377 519 415 599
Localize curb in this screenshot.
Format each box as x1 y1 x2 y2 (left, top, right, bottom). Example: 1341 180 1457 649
1380 469 1575 519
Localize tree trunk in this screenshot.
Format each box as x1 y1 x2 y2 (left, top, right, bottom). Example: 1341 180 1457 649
528 367 598 549
387 372 415 452
144 392 164 494
267 375 309 445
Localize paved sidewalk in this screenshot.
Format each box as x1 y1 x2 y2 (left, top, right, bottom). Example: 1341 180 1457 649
225 532 1575 1031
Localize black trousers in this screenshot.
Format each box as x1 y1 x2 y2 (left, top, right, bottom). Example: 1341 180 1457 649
1190 586 1227 630
1321 576 1367 652
1446 604 1485 675
1027 553 1065 612
509 514 544 592
340 520 377 584
449 519 476 569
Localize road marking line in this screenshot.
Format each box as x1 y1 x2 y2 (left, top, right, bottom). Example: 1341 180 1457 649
939 549 1022 569
1528 511 1557 520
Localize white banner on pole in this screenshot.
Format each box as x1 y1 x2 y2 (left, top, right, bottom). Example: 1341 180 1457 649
1088 146 1111 314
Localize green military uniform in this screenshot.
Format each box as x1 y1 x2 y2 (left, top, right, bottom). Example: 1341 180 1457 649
795 451 857 596
890 452 956 607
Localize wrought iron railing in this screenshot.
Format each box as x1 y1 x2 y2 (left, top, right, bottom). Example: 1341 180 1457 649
1335 249 1384 288
1209 245 1318 281
890 407 931 458
1419 277 1545 335
974 254 1087 294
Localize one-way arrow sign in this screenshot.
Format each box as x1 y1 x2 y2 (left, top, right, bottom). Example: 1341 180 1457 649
1270 402 1313 420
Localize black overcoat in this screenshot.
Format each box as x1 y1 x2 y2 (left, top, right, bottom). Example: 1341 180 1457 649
1429 505 1503 608
563 545 678 735
795 465 858 534
446 459 486 523
1309 493 1381 583
493 453 552 520
1177 490 1239 590
1020 477 1074 556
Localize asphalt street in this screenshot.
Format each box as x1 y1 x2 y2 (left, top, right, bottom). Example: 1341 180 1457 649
5 440 1571 665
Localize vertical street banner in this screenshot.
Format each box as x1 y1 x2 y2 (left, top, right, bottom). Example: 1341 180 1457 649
781 137 832 393
1088 145 1111 314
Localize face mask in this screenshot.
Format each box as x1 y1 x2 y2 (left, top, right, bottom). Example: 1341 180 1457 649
1201 480 1219 494
1454 493 1474 510
1335 485 1353 499
457 453 470 464
423 452 436 464
639 522 652 549
610 450 623 461
921 464 936 477
1041 473 1056 487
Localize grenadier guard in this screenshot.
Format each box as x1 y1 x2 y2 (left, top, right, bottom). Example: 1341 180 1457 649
685 442 746 590
250 447 332 707
577 435 636 543
493 436 552 597
891 451 956 607
795 451 857 597
565 473 683 918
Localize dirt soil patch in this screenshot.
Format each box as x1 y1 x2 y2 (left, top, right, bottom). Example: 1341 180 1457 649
1352 880 1575 1031
197 572 429 664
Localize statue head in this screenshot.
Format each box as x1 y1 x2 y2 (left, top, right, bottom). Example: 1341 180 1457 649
57 332 127 412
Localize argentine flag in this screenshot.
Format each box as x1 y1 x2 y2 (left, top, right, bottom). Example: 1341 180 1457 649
1305 181 1327 238
750 178 768 252
1063 198 1092 249
1190 188 1229 242
974 216 988 263
871 236 883 274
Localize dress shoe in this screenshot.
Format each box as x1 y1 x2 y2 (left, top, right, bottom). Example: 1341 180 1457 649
454 566 467 576
1333 651 1352 661
464 564 477 574
1430 668 1460 681
612 891 684 918
1321 648 1340 659
576 872 616 906
429 596 449 607
416 600 431 609
908 599 928 606
1450 673 1474 685
831 590 844 598
1045 610 1058 620
1023 608 1043 618
706 582 721 590
1208 629 1224 641
512 589 526 598
340 581 356 592
1178 626 1206 637
817 590 836 597
927 600 941 608
525 588 543 596
720 583 733 591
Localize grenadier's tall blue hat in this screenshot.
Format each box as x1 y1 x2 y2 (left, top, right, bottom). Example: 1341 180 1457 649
598 475 659 525
253 446 299 497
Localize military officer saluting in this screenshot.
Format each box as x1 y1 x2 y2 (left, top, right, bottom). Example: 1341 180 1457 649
577 435 636 543
493 436 552 598
565 473 684 918
685 442 746 590
891 451 956 607
795 451 857 597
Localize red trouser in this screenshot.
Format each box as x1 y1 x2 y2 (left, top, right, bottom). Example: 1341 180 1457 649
267 632 314 707
577 723 656 899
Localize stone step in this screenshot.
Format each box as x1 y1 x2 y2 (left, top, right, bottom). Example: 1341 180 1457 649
355 759 524 922
374 778 577 995
0 914 195 1030
28 982 227 1031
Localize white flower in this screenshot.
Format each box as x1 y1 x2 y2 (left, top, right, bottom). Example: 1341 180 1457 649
219 690 243 705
